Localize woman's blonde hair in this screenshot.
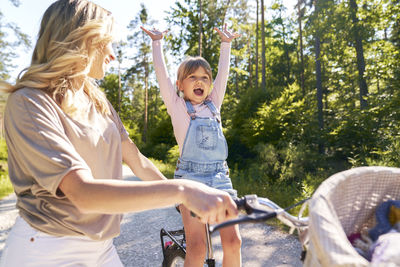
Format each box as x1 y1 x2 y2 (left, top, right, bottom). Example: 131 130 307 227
0 0 115 116
176 56 213 96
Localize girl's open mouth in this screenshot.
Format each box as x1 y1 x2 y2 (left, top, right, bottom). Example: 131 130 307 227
194 88 204 96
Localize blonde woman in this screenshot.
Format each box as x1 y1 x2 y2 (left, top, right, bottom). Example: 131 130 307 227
0 1 237 266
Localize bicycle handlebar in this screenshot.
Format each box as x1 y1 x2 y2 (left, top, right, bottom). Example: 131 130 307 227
209 194 309 234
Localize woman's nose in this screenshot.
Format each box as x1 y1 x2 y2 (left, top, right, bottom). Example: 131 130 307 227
107 43 116 61
109 52 116 61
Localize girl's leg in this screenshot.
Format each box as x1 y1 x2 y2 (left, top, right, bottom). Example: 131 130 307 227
180 205 207 267
219 225 242 267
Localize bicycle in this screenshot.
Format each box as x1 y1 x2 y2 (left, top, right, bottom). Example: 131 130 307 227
161 166 400 267
160 195 310 267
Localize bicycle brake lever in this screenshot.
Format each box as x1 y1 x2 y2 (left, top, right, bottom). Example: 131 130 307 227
239 195 270 215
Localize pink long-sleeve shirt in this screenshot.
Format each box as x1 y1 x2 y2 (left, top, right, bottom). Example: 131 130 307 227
152 40 231 155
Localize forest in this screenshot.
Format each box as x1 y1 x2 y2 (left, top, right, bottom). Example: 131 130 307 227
1 0 400 205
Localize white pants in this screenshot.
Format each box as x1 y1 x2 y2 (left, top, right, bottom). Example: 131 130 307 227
0 216 124 267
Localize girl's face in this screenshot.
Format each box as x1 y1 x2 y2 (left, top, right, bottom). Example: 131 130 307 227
88 42 115 79
177 66 212 105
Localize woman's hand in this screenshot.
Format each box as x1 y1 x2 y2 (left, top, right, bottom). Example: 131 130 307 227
181 180 238 224
214 23 241 43
140 26 168 41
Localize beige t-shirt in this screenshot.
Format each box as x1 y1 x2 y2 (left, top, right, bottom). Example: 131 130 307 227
4 88 129 241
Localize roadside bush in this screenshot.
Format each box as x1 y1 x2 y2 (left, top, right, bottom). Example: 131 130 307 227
0 138 13 199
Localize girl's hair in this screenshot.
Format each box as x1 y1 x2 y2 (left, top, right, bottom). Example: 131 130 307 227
0 0 115 116
176 56 213 92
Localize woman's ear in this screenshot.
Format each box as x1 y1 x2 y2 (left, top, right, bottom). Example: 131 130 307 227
176 80 181 91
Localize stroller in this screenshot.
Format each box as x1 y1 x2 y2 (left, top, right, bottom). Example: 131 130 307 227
304 166 400 266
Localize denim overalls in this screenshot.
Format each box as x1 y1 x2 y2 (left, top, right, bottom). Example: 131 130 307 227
174 100 236 196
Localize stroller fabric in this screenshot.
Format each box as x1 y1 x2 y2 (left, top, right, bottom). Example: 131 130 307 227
303 166 400 267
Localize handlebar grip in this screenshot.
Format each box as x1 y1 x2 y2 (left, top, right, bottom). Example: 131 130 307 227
190 195 245 219
233 196 246 210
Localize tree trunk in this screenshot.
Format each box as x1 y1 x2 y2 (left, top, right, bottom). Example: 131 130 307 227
297 1 305 96
314 0 324 153
221 0 231 27
281 18 291 85
117 46 123 114
118 61 121 114
234 40 239 95
261 0 266 91
198 0 203 56
349 0 368 109
247 30 253 89
143 57 149 143
255 0 259 90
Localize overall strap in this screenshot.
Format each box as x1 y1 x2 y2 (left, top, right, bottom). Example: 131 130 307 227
204 100 221 122
185 100 196 120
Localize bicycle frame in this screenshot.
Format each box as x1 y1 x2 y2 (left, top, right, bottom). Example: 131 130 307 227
160 219 216 266
160 195 309 267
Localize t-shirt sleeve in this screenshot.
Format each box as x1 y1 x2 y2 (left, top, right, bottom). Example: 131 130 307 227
4 90 91 197
107 101 130 141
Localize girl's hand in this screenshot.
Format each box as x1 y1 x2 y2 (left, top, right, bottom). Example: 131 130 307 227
214 23 241 43
140 26 168 41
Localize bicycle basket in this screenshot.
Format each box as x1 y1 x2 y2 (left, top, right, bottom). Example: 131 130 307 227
304 166 400 267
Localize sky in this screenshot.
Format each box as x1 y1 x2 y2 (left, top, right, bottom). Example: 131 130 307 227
1 0 174 79
1 0 297 81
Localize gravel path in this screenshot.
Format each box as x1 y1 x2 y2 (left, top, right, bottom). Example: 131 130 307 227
0 166 303 266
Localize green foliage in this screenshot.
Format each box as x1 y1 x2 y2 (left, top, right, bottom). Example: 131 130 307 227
0 138 7 160
0 9 30 81
0 138 13 200
166 0 232 70
139 105 176 159
0 170 13 200
108 0 400 209
149 158 176 179
166 145 180 165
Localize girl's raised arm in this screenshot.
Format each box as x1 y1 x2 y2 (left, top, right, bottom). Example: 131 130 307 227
140 26 168 41
141 26 180 114
211 24 241 109
214 23 241 43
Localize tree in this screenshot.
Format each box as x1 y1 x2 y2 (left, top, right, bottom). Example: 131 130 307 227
296 0 306 95
261 0 266 91
167 0 233 70
349 0 368 109
198 0 203 56
0 4 30 81
255 0 259 90
311 0 324 153
0 1 30 138
126 4 154 143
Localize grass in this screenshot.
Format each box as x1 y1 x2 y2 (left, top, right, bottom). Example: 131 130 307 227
150 158 176 178
0 138 13 200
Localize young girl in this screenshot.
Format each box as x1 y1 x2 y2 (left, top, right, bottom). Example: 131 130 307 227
142 25 242 266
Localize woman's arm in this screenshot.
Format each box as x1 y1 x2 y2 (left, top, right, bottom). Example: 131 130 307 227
58 169 237 224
